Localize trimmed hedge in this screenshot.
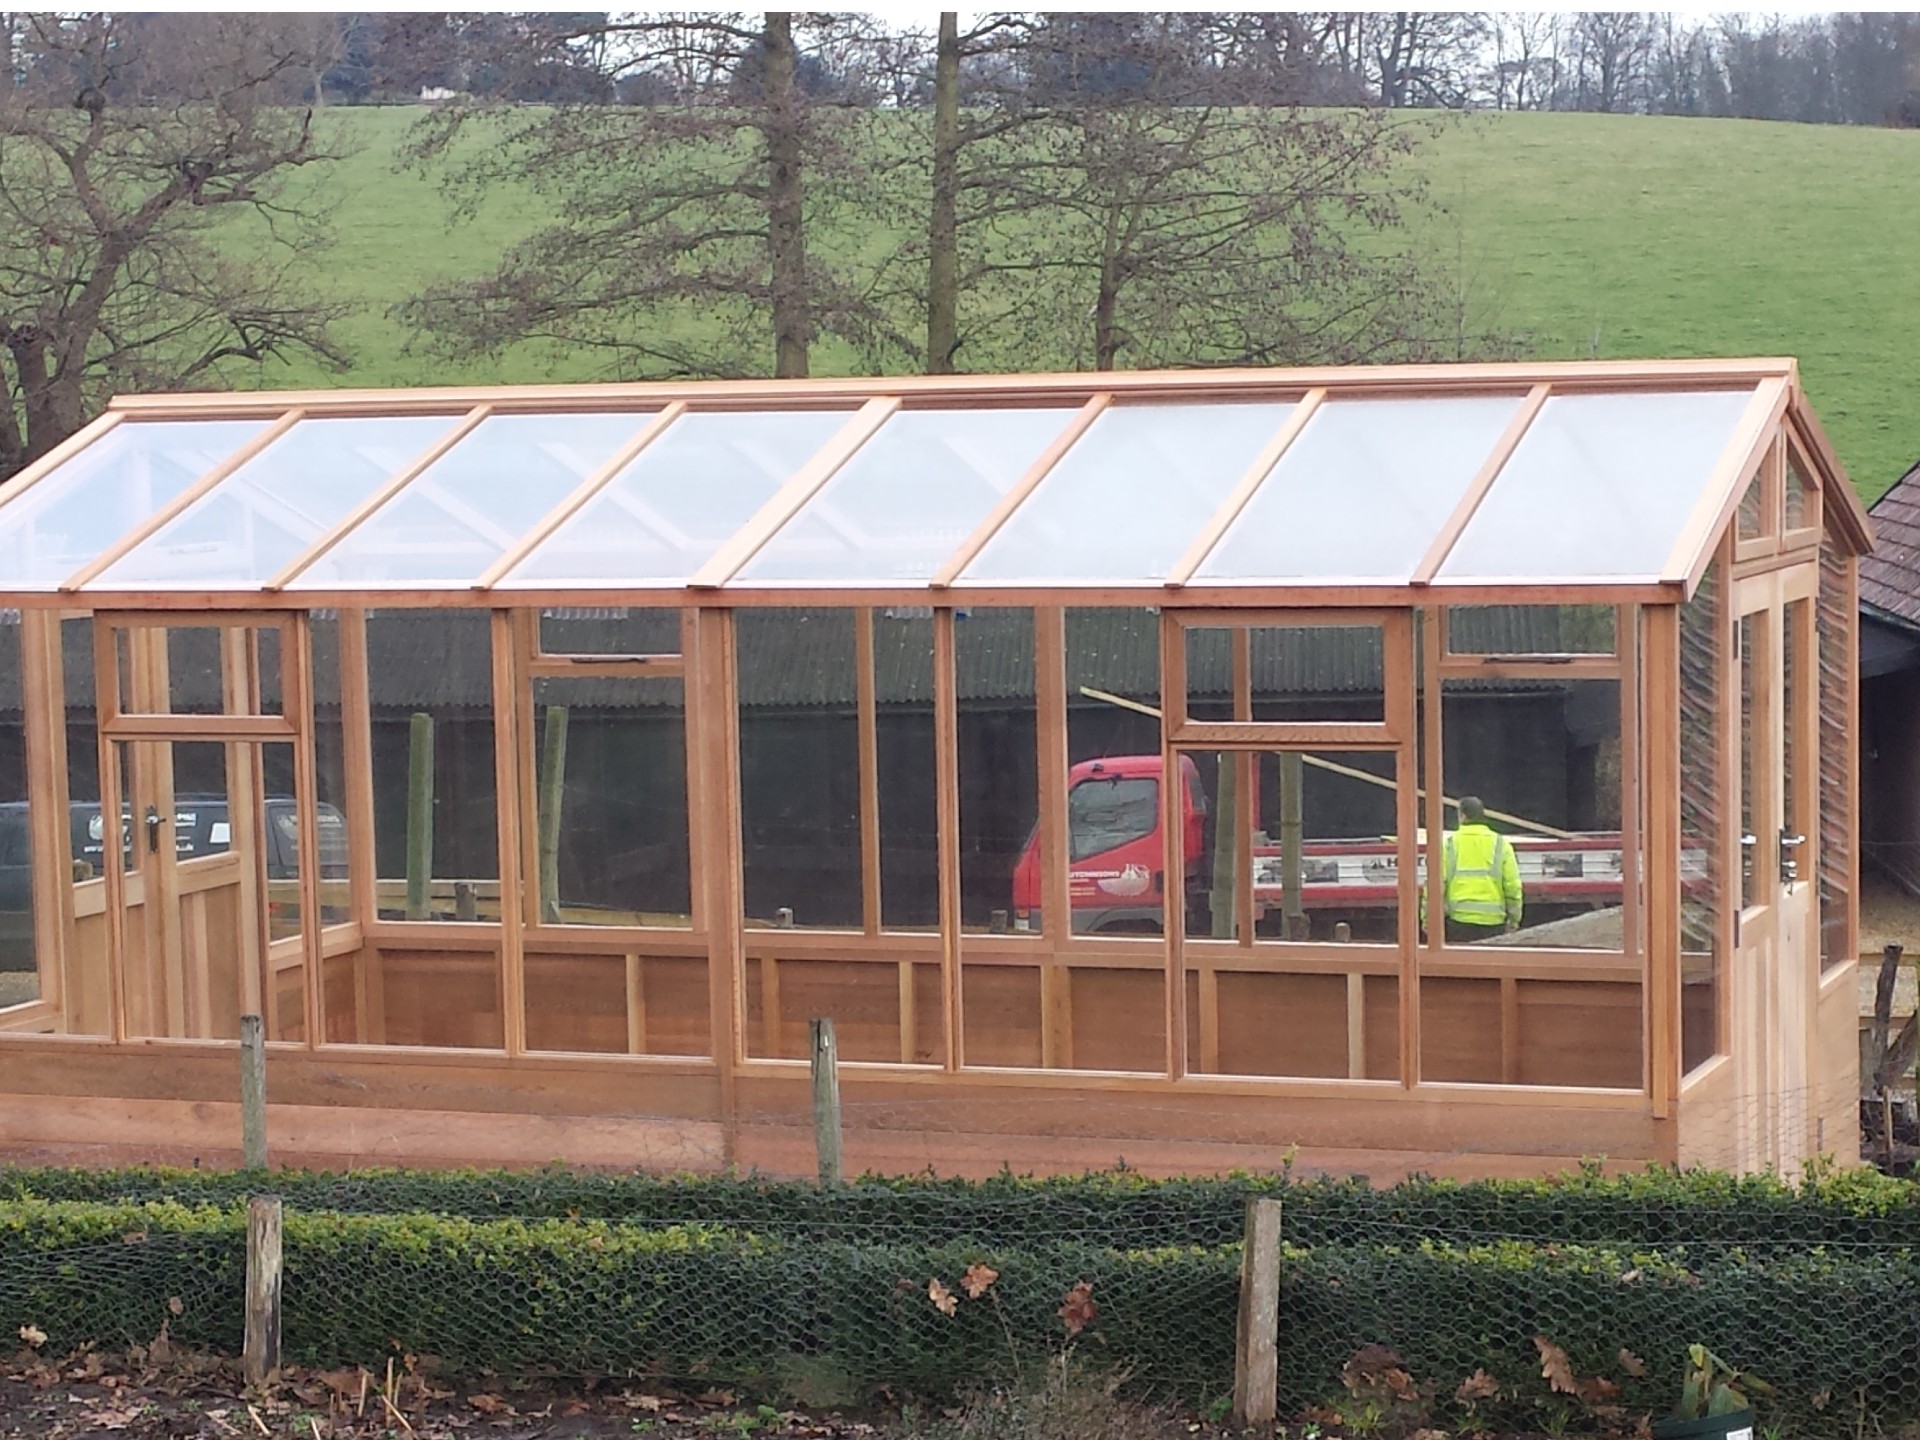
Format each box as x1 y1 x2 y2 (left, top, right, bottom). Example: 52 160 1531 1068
1 1160 1918 1253
0 1194 1914 1435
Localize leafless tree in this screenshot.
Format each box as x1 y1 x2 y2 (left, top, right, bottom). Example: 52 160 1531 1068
398 13 872 380
0 13 348 477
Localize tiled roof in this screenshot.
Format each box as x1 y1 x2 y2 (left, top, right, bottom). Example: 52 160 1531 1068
1863 460 1920 630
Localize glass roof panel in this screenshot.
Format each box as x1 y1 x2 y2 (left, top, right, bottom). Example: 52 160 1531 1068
958 401 1298 584
1198 395 1522 583
290 412 655 587
504 410 852 585
93 415 458 588
1437 388 1758 581
0 419 266 587
738 406 1079 584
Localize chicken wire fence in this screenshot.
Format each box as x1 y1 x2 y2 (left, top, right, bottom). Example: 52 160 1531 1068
0 1077 1912 1438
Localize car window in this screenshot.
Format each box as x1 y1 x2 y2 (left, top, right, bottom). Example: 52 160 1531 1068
1068 776 1158 862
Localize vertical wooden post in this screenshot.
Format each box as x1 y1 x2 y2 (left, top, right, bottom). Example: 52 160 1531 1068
810 1016 842 1186
536 704 569 923
239 1012 267 1170
1233 1196 1281 1426
403 712 434 922
933 608 962 1070
243 1194 283 1385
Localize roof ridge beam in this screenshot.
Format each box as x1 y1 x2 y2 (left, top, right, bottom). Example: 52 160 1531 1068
98 358 1802 419
1165 388 1325 589
931 394 1111 588
1411 383 1551 586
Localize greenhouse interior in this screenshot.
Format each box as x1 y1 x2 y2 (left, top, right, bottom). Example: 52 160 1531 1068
0 358 1871 1179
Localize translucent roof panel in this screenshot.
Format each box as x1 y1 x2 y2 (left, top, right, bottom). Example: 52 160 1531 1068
504 409 852 586
958 401 1297 584
1198 395 1523 584
1438 388 1759 581
291 412 655 588
94 415 458 588
0 419 267 587
738 406 1079 584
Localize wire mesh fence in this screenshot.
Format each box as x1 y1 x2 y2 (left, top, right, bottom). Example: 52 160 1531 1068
0 1082 1914 1437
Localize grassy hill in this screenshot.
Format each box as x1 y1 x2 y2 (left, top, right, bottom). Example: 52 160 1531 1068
273 106 1920 501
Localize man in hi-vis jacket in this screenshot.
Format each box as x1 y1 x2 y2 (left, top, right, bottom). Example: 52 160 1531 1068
1425 796 1522 944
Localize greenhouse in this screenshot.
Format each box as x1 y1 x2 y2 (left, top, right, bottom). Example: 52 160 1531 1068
0 358 1870 1178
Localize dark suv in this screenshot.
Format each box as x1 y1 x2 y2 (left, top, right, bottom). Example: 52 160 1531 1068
0 797 348 971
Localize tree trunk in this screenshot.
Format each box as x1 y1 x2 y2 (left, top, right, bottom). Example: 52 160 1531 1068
762 12 810 379
6 326 75 465
925 12 961 374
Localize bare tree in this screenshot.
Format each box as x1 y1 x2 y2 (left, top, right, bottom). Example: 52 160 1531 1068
398 12 871 380
963 16 1465 372
0 13 347 476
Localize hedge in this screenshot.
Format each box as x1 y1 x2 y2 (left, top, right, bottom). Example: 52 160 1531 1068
1 1160 1917 1253
0 1194 1914 1435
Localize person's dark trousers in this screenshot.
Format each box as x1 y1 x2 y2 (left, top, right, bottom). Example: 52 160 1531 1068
1444 917 1505 945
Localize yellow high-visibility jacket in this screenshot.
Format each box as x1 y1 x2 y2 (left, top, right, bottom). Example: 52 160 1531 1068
1437 822 1522 928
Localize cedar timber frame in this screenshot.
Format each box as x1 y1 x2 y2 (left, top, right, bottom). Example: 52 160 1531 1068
0 357 1873 1180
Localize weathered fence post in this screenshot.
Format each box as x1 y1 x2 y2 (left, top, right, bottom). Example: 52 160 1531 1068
536 704 569 923
239 1013 267 1171
1233 1196 1282 1426
811 1017 842 1187
405 711 434 921
243 1195 283 1385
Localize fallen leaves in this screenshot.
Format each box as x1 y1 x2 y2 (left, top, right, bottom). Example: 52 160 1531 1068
1619 1348 1647 1378
927 1278 957 1317
1455 1368 1500 1402
1341 1344 1420 1405
18 1323 45 1349
961 1263 998 1299
1057 1281 1097 1336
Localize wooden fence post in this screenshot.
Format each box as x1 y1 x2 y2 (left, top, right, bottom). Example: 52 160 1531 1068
239 1013 267 1171
1234 1196 1282 1426
811 1017 842 1186
405 712 434 921
243 1195 283 1385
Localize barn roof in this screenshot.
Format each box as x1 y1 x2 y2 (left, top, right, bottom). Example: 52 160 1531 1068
1862 457 1920 632
0 358 1868 610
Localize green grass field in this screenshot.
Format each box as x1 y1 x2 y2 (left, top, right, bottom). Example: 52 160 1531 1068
271 106 1920 500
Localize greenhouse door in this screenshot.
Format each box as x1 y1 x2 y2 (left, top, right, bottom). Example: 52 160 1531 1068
1730 575 1817 1171
92 618 316 1044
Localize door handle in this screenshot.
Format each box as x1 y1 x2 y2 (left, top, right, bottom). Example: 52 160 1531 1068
144 807 164 854
1780 831 1805 882
1740 832 1756 878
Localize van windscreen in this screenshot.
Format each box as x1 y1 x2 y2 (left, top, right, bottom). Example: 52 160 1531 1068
1068 777 1157 862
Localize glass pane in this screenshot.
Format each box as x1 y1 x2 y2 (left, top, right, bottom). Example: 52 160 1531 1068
531 676 691 927
1740 614 1758 911
60 618 109 1035
1439 389 1758 580
1185 624 1386 724
505 410 852 585
1199 396 1519 583
1184 749 1400 1081
1736 471 1766 542
367 612 499 918
0 419 267 586
876 611 938 931
960 609 1037 934
1448 605 1616 655
294 413 654 587
1432 679 1627 952
306 616 353 935
961 402 1296 583
538 607 681 656
742 408 1077 584
738 608 861 932
1681 562 1724 1070
1785 453 1813 531
1063 608 1166 938
0 620 33 1002
1816 550 1849 970
95 417 456 588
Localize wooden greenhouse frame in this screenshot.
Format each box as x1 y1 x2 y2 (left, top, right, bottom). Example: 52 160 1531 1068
0 357 1872 1179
